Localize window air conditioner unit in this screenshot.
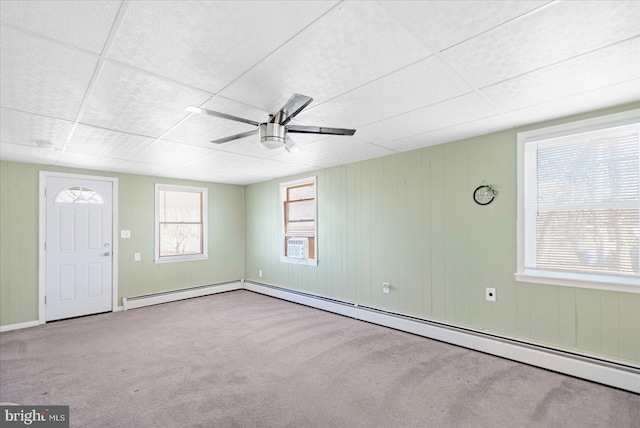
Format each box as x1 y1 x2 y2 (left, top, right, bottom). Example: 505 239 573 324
287 237 308 259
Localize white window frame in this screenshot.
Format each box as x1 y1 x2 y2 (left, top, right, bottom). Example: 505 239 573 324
516 109 640 293
155 183 208 264
280 176 318 267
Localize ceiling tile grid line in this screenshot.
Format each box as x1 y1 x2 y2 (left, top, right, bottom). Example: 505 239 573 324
436 0 558 53
213 1 344 96
62 1 132 153
376 0 517 130
477 35 640 93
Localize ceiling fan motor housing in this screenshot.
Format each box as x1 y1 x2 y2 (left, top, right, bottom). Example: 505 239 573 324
259 122 286 150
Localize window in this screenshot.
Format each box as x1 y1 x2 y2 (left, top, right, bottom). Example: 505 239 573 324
55 185 104 204
155 184 207 263
516 109 639 292
280 177 317 266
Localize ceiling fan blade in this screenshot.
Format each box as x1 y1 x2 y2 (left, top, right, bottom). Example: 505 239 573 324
285 135 300 153
271 94 313 125
186 106 261 127
210 129 258 144
286 125 356 136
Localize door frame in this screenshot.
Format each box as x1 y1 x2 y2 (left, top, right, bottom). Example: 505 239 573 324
38 171 120 324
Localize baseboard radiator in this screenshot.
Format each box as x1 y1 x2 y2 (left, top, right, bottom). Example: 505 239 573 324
243 280 640 394
122 281 243 310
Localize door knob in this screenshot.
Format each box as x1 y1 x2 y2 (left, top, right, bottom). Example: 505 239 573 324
104 252 111 256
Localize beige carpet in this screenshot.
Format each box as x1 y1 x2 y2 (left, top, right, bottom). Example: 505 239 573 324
1 290 638 427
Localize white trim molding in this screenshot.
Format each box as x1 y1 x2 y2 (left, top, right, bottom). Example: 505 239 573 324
0 320 41 333
244 280 640 394
516 108 640 293
122 281 242 310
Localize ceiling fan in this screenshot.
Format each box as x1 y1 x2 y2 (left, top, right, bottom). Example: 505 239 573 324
186 93 356 152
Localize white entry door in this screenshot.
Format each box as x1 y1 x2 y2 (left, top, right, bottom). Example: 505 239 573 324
46 176 113 321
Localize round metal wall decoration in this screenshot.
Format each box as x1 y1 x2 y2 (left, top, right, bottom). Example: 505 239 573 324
473 185 496 206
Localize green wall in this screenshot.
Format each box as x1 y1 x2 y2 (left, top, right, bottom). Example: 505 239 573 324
244 103 640 366
1 103 638 367
0 162 244 326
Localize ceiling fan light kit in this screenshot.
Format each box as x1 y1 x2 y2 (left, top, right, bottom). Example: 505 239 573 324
187 93 356 153
259 121 286 150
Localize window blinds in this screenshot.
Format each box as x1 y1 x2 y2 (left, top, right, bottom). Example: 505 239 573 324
523 122 639 278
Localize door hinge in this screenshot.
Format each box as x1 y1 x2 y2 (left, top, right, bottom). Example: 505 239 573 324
44 242 46 250
44 295 47 304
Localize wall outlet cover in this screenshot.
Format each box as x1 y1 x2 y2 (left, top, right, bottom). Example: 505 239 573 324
486 287 496 302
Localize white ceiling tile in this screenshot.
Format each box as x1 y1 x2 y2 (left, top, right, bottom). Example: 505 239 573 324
481 38 640 114
307 145 396 169
241 158 315 178
0 108 73 149
0 27 98 121
55 151 124 170
299 56 474 128
220 1 432 112
443 1 640 88
380 115 514 152
65 125 154 160
130 139 214 166
0 141 61 165
181 150 258 172
81 61 211 137
0 0 121 54
297 136 373 157
109 1 337 93
356 93 502 145
170 169 256 185
389 0 549 51
505 79 640 127
108 160 173 177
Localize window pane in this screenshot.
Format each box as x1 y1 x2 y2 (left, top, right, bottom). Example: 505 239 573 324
286 199 315 222
159 224 202 256
159 190 201 222
537 127 639 209
535 208 638 275
287 184 315 201
286 220 315 234
55 186 104 204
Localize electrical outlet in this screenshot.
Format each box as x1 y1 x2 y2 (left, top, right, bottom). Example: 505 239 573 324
383 282 390 294
134 253 141 262
259 270 263 278
486 288 496 302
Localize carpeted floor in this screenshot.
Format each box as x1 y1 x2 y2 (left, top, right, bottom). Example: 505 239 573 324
1 290 638 427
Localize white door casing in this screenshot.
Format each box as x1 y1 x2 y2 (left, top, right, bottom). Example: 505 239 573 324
40 172 118 322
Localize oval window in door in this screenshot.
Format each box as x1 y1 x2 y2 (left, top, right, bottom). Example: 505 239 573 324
54 185 104 204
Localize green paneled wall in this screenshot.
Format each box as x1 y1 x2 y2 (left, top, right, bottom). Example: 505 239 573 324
244 104 640 366
0 162 244 326
1 103 638 367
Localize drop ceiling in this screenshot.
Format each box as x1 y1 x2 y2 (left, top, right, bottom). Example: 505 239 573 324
1 0 638 185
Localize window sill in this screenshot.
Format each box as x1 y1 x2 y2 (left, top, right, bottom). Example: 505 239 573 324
280 256 317 267
515 270 640 294
155 255 208 264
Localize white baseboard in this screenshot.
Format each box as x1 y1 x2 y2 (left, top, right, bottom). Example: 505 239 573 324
0 320 41 333
122 281 243 310
245 281 640 394
243 281 358 318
